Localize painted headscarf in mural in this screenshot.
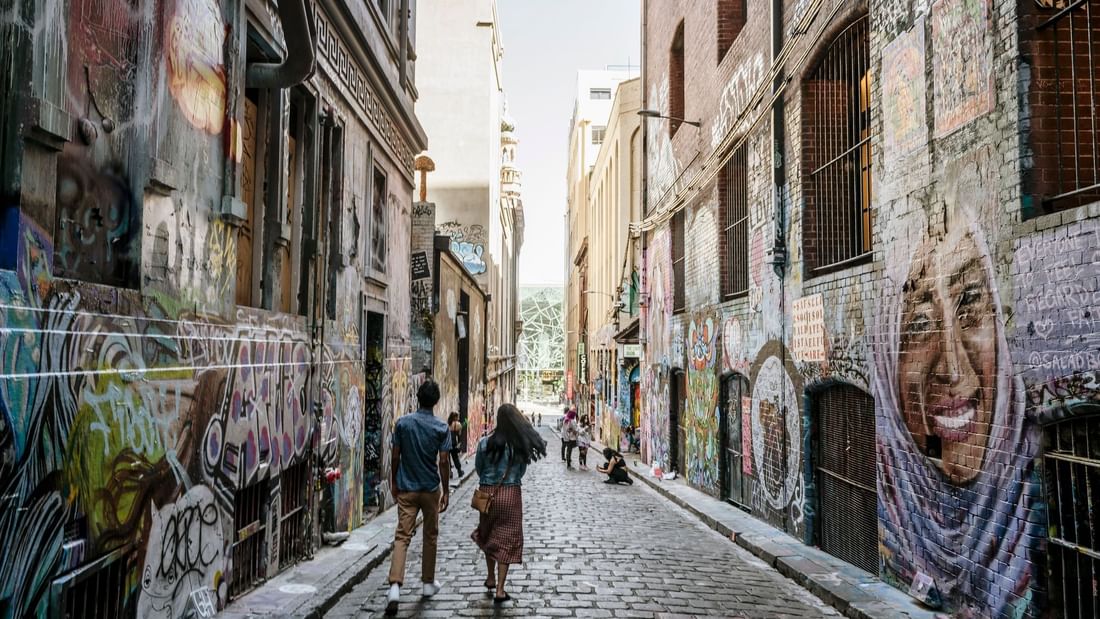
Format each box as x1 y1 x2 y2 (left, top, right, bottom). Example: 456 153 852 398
873 208 1041 617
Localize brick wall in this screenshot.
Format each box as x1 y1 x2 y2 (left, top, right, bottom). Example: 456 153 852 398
642 0 1100 615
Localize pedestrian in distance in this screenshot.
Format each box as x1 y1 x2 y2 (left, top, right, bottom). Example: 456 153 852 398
576 415 592 470
561 409 579 469
447 412 464 479
597 447 633 485
559 406 571 460
471 403 547 605
384 380 452 616
536 412 541 427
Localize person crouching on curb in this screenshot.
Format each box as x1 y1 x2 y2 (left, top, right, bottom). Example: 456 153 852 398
471 403 547 605
597 447 633 485
385 380 451 615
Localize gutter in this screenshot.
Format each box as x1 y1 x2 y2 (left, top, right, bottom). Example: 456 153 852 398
247 0 317 89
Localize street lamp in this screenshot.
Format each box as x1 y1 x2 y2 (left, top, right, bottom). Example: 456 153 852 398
638 109 701 128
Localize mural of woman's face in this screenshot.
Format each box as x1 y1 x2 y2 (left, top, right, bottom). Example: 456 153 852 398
898 227 997 484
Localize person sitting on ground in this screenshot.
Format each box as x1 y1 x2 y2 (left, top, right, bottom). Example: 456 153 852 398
597 447 633 485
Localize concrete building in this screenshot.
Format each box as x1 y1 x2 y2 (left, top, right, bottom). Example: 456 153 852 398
637 0 1100 616
565 68 638 419
0 0 426 614
416 0 523 417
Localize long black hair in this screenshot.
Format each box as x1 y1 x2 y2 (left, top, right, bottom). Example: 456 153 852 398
485 403 547 465
447 412 460 425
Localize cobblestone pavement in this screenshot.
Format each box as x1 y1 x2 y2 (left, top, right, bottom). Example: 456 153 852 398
326 428 837 618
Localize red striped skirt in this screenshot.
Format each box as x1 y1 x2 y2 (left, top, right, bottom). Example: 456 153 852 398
470 484 524 565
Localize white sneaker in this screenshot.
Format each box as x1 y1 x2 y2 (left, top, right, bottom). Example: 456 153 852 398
385 583 400 615
422 581 442 597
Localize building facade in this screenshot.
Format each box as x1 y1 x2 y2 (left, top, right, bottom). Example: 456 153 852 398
416 0 523 416
0 0 425 615
639 0 1100 616
584 78 644 450
518 285 566 402
565 68 638 420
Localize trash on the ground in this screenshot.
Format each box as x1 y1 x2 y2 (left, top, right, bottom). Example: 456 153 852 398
651 464 663 478
662 471 677 480
323 531 351 545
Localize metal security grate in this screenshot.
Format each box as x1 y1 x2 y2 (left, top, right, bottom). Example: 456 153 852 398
1033 0 1100 211
55 544 138 619
1043 413 1100 619
230 481 268 599
816 384 877 573
278 459 311 570
804 16 872 273
721 144 749 299
722 374 752 508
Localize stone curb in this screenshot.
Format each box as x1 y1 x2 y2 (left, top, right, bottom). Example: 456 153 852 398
561 430 936 619
221 459 478 619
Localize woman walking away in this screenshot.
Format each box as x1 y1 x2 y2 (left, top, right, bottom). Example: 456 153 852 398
561 409 579 468
576 416 592 469
472 404 547 605
447 413 464 478
597 447 633 485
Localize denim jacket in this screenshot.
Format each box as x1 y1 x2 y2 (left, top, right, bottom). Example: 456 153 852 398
474 436 527 486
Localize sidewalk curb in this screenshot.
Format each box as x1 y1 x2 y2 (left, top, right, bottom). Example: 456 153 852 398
568 431 934 619
221 460 478 618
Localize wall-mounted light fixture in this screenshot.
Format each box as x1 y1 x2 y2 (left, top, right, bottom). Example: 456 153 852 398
638 109 701 128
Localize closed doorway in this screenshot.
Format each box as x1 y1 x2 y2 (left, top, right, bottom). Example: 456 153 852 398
669 368 686 474
720 374 752 508
814 384 877 573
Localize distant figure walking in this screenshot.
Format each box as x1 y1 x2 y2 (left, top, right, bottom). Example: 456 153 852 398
471 404 547 605
447 413 464 478
384 381 452 615
597 447 633 485
536 412 541 427
561 409 579 469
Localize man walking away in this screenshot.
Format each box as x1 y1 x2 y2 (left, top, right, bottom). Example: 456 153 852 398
386 380 451 615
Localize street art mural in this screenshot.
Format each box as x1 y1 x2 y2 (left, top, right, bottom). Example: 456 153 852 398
438 221 487 276
874 147 1044 616
685 314 720 492
931 0 994 137
749 344 804 535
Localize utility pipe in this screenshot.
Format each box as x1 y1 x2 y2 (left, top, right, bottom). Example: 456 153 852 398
247 0 316 89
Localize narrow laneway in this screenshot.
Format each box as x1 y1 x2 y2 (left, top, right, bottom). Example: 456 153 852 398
326 428 836 618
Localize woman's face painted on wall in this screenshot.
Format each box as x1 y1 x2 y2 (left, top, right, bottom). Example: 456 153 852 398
898 227 997 484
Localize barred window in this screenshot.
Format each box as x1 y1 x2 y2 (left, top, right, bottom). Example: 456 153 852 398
717 0 747 63
1026 0 1100 213
720 143 749 298
592 125 606 145
801 16 872 274
671 210 686 313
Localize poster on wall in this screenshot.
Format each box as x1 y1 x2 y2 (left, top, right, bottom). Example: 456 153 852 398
791 294 826 363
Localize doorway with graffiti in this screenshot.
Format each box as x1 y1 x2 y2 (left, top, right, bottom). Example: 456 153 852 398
363 312 386 508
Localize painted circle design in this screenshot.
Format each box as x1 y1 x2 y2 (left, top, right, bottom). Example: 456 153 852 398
750 355 801 510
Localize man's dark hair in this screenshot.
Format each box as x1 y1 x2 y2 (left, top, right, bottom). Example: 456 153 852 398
417 380 441 409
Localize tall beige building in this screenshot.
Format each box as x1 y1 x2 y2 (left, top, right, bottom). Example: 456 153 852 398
416 0 522 425
565 71 640 428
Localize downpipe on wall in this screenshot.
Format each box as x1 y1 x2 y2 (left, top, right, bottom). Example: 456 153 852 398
246 0 317 89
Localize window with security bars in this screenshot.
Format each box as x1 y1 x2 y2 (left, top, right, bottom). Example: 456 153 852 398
278 459 311 570
55 545 139 618
814 384 877 574
1042 413 1100 619
230 480 268 599
720 144 749 298
801 16 872 274
670 21 686 136
671 210 686 312
1025 0 1100 213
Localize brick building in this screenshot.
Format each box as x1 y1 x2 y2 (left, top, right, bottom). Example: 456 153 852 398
0 0 425 615
639 0 1100 616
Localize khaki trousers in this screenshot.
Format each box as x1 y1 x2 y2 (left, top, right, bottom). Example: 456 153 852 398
387 488 441 585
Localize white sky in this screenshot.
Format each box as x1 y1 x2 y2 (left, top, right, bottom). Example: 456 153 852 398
498 0 641 286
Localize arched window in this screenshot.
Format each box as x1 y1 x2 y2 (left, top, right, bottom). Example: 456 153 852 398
801 15 872 274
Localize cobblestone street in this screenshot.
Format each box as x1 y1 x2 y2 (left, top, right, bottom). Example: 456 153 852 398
326 428 836 618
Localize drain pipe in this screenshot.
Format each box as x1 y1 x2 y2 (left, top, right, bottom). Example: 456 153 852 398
247 0 317 89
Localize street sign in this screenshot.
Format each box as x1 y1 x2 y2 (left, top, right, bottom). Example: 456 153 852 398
622 343 642 358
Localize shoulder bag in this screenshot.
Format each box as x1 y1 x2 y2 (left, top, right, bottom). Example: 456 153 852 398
471 454 513 515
